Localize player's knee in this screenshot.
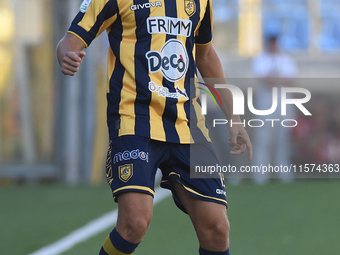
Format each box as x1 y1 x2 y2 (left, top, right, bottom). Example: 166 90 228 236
133 216 150 233
120 216 151 242
198 219 230 250
203 218 230 243
211 219 230 238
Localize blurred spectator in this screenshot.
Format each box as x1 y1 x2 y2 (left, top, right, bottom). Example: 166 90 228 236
251 34 297 184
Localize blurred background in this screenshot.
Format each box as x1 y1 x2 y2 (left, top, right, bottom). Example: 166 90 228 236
0 0 340 183
0 0 340 254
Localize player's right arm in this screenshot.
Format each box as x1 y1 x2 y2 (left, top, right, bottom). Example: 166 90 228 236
196 43 253 161
56 33 86 76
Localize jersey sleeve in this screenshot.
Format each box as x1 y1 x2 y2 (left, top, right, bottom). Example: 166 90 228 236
195 0 213 45
68 0 118 47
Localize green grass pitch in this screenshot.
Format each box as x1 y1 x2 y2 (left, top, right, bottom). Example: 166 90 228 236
1 180 339 255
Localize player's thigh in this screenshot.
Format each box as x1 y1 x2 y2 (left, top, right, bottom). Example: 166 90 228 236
117 192 153 222
170 180 228 232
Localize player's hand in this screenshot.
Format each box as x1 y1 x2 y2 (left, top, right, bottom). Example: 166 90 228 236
228 123 253 161
61 51 86 76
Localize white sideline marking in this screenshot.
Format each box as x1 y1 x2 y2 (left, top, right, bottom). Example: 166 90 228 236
28 187 171 255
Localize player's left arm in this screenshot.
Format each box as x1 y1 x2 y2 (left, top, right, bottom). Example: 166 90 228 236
196 42 253 161
57 33 87 76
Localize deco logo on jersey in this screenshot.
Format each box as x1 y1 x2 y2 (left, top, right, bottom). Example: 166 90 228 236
114 149 149 164
119 164 133 182
185 0 196 17
79 0 92 13
130 1 162 11
146 39 189 83
147 17 192 37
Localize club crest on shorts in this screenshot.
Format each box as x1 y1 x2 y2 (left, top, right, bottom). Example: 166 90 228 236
119 164 133 182
184 0 196 17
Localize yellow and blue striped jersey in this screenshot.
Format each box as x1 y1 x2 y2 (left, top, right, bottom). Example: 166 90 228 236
68 0 213 143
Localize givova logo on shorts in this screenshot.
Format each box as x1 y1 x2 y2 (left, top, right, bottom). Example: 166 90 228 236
146 39 189 83
114 149 149 164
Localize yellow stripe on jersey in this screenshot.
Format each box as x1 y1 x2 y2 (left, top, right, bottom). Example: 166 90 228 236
103 235 132 255
193 82 211 142
149 0 167 142
107 47 116 93
78 0 111 33
118 0 137 137
174 0 191 143
191 71 210 142
176 97 191 143
97 14 118 37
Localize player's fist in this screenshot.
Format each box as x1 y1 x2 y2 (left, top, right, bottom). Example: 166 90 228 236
61 51 86 76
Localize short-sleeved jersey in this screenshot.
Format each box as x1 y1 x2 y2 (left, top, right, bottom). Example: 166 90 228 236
68 0 213 143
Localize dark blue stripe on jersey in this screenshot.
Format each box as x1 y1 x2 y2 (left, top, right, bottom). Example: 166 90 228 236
69 12 95 46
162 0 180 143
72 12 85 25
184 37 195 128
184 65 207 142
195 0 212 44
191 0 201 33
69 1 118 47
88 1 118 41
107 14 124 139
191 96 207 142
133 0 152 138
184 1 206 143
184 41 207 142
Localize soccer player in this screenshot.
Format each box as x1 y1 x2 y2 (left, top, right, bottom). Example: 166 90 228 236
57 0 252 254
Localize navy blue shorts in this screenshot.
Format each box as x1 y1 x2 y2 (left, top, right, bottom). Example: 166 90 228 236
105 135 227 213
